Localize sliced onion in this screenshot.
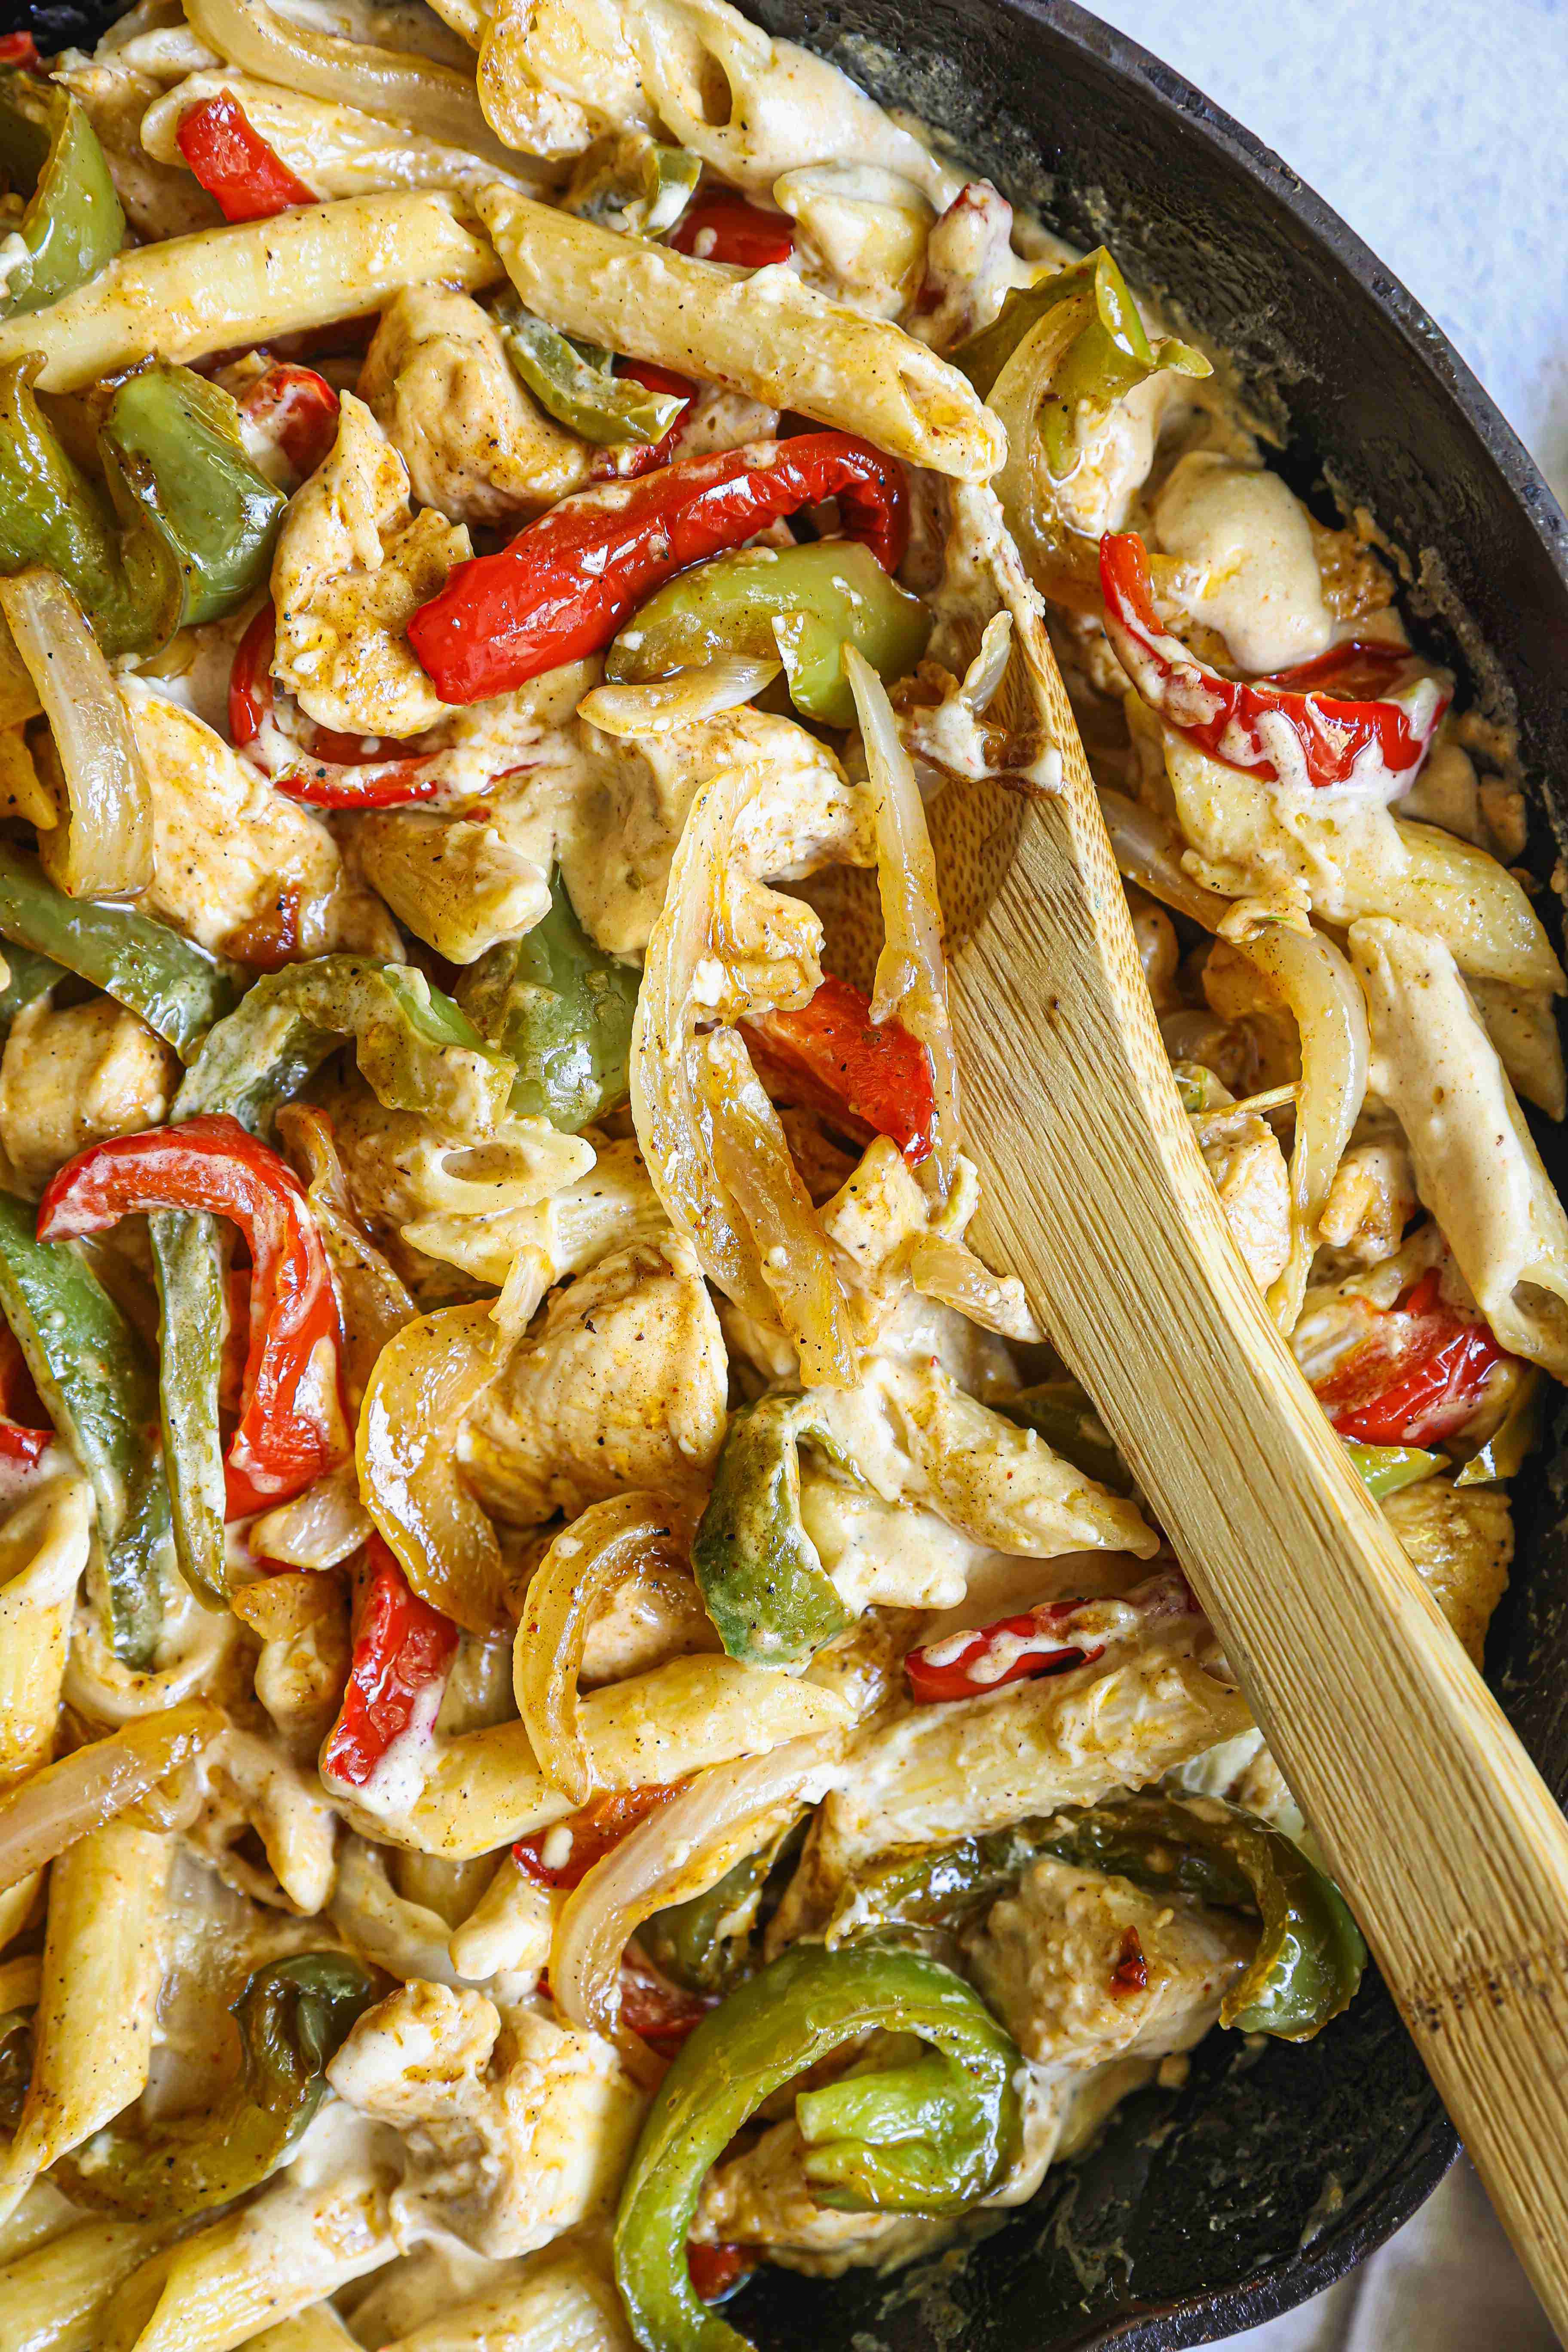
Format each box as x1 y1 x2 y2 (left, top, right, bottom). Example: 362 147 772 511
578 658 781 739
844 644 962 1191
550 1733 836 2082
357 1300 506 1635
631 765 814 1328
187 0 509 162
248 1458 371 1569
908 1230 1043 1342
514 1493 689 1806
1239 923 1368 1332
277 1104 417 1409
703 1027 855 1387
0 1700 224 1892
1100 790 1366 1333
0 570 154 900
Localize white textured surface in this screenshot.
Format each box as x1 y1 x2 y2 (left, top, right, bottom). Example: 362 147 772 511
1091 0 1568 504
1080 6 1566 2340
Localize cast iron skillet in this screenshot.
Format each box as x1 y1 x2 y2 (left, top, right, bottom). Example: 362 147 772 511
9 0 1568 2340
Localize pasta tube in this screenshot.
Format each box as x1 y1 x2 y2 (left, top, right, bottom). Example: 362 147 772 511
1349 916 1568 1378
0 193 502 394
0 1823 171 2225
0 1476 90 1785
398 1656 850 1856
0 2216 171 2352
474 184 1004 481
381 2251 635 2350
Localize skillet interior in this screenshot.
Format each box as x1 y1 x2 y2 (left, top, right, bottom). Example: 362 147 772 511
6 0 1568 2341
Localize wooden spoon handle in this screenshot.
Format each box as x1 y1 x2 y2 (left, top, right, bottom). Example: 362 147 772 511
953 769 1568 2340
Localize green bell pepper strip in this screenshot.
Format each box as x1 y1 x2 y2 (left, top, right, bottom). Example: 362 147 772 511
566 134 701 238
53 1952 379 2219
1341 1438 1445 1502
830 1794 1365 2042
1455 1366 1545 1487
158 957 513 1593
613 1943 1022 2352
691 1393 852 1668
494 293 688 449
99 364 287 631
0 356 284 657
456 869 640 1132
0 1190 167 1666
606 540 933 730
640 1815 805 1997
175 955 514 1141
0 938 62 1044
0 74 123 322
995 1379 1132 1495
955 247 1207 477
0 839 244 1058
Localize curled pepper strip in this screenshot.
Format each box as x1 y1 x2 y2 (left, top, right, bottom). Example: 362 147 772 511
237 362 340 482
0 72 123 321
613 1943 1022 2352
322 1535 459 1788
514 1782 688 1890
740 974 936 1163
1314 1268 1511 1446
1100 531 1449 792
228 603 439 806
457 866 640 1131
175 92 317 223
53 1952 379 2217
407 433 910 706
38 1112 349 1518
905 1596 1108 1703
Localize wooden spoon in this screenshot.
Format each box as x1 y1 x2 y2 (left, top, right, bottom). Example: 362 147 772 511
937 487 1568 2340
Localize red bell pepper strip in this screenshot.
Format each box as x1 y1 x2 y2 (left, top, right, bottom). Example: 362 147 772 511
175 92 318 226
1099 532 1449 792
0 32 39 66
1262 638 1413 699
322 1534 459 1788
1314 1268 1510 1446
668 193 795 269
228 604 440 806
687 2242 752 2304
407 433 910 705
742 974 935 1166
514 1781 688 1891
619 1949 718 2058
906 1597 1108 1703
237 363 340 483
0 1324 50 1477
38 1112 349 1517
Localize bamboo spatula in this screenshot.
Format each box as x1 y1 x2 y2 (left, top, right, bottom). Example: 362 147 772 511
939 489 1568 2340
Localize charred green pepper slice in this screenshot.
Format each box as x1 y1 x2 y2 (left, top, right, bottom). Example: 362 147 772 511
494 292 686 448
692 1393 852 1668
614 1943 1021 2352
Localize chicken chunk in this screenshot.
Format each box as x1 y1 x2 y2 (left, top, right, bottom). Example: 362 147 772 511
55 58 223 240
965 1857 1253 2069
122 682 397 960
0 997 177 1196
1316 1135 1416 1266
462 1237 728 1523
1383 1477 1512 1666
361 287 595 526
1200 1112 1291 1292
694 2107 958 2278
326 1981 645 2259
271 392 470 738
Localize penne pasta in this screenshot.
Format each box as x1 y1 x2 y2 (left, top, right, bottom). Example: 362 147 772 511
1349 916 1568 1378
392 1656 850 1856
0 193 502 394
383 2248 636 2350
0 1824 171 2225
474 184 1005 481
0 2215 172 2352
0 1476 90 1786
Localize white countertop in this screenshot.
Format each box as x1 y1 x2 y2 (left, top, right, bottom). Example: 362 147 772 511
1082 3 1565 2341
